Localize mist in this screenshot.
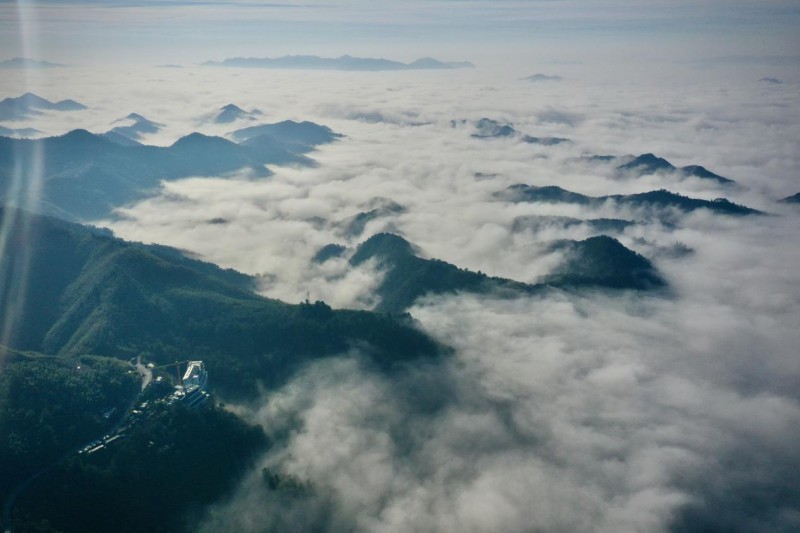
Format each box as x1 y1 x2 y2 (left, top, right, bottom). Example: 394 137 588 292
193 157 800 531
2 48 800 531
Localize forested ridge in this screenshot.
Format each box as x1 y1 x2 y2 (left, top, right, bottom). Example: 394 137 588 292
0 207 441 399
0 207 442 531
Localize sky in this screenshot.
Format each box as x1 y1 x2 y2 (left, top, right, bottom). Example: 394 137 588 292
1 1 800 531
1 0 799 68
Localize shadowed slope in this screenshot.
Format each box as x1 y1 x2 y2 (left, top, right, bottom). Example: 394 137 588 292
349 233 665 313
0 208 441 400
0 122 339 220
498 184 761 216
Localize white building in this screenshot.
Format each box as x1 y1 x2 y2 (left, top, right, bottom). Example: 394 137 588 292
170 360 210 408
182 360 208 390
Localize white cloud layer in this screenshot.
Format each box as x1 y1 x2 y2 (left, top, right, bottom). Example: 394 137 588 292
2 61 800 530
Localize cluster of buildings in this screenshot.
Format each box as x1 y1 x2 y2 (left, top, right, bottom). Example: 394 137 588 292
78 360 210 457
169 360 210 408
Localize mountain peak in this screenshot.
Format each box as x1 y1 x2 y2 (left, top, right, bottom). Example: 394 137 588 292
230 120 341 145
619 153 675 172
779 192 800 204
171 132 230 148
544 235 665 290
0 92 86 120
17 92 52 106
679 164 734 184
107 113 161 141
213 103 259 124
409 57 445 68
350 233 416 266
59 128 105 142
126 112 149 122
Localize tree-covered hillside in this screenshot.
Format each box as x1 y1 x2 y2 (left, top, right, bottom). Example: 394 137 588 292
0 207 441 400
11 402 266 533
0 351 139 503
346 232 665 313
0 123 338 220
498 184 761 216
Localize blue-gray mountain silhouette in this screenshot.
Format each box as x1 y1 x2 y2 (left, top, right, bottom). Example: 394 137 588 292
0 125 40 137
523 73 562 82
500 185 593 205
470 118 517 138
0 122 339 220
213 104 262 124
779 192 800 204
0 129 266 219
339 200 406 238
312 243 348 263
0 92 86 120
497 184 761 216
348 232 664 313
204 55 474 71
106 113 163 142
408 57 474 69
0 57 65 69
459 118 570 145
229 120 342 166
230 119 343 145
542 236 665 290
617 153 734 184
101 130 144 147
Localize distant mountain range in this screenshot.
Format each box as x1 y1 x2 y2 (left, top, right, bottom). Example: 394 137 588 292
203 55 475 71
523 73 563 82
0 57 65 69
0 130 263 220
0 92 86 121
497 184 762 216
457 118 570 145
0 125 40 138
614 153 735 184
0 120 340 220
317 232 664 313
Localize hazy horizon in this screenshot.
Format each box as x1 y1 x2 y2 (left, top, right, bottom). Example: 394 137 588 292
2 0 799 71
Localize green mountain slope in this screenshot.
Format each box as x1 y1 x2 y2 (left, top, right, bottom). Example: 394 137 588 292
498 184 761 216
543 235 666 289
0 123 338 221
0 208 441 400
347 233 665 313
12 401 266 533
0 351 139 503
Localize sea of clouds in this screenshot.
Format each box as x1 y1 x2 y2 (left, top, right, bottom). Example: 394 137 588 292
2 61 799 531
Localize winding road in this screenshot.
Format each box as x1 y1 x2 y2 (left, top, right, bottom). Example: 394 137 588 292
136 355 153 390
